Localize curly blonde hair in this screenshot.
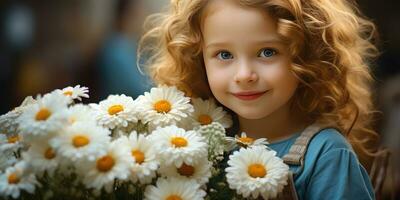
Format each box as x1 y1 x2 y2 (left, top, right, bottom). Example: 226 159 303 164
138 0 380 169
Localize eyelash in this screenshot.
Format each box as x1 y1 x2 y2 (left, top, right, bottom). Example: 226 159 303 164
215 48 278 60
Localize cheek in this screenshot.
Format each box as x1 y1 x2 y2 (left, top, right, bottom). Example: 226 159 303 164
265 62 297 84
204 62 230 104
276 73 299 99
205 66 224 91
264 65 299 95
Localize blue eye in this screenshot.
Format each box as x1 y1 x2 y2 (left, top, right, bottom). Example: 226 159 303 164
217 51 233 60
259 48 277 58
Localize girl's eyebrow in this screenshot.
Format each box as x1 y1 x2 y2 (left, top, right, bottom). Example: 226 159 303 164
205 37 285 49
204 42 230 49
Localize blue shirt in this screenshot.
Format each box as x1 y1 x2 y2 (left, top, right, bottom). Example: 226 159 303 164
268 128 375 200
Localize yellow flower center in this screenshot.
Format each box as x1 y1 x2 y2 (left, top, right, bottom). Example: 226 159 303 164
72 135 90 148
7 135 20 143
63 91 73 96
35 108 51 121
44 147 56 159
96 155 115 172
238 136 254 144
132 150 145 164
198 114 212 125
166 195 182 200
8 173 20 184
177 163 195 177
153 100 171 113
108 104 124 115
171 137 187 148
248 163 267 178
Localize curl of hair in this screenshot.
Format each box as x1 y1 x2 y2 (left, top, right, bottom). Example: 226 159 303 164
138 0 380 169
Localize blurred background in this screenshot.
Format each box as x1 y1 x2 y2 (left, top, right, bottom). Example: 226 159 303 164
0 0 169 107
0 0 399 199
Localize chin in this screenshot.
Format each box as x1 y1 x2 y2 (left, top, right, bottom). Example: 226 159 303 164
234 109 270 120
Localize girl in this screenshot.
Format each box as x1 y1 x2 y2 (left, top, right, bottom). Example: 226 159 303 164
139 0 380 199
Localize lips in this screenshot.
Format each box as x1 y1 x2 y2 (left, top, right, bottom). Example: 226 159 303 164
232 90 269 100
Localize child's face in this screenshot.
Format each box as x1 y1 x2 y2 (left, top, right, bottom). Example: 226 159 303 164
202 0 299 120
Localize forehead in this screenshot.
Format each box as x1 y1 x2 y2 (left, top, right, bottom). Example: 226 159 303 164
201 0 281 46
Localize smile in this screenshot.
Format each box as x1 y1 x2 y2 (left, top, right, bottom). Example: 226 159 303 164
232 90 269 101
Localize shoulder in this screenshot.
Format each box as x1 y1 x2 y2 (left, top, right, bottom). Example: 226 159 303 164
293 128 357 175
299 128 359 174
293 128 374 198
297 129 375 199
307 128 354 156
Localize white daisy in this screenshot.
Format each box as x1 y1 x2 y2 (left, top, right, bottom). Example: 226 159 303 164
0 110 20 135
0 138 18 171
22 137 60 176
64 104 96 125
0 150 17 172
49 122 111 161
55 85 89 101
136 85 194 128
0 134 24 152
91 94 140 129
0 96 36 134
0 161 39 199
225 146 289 199
125 131 159 184
190 98 232 129
226 132 269 148
17 92 69 137
158 157 211 186
148 125 207 167
144 177 206 200
77 138 133 192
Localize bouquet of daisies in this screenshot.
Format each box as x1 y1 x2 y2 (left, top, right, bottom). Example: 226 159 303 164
0 85 290 200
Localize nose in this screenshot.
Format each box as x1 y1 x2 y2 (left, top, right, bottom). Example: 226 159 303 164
233 59 258 84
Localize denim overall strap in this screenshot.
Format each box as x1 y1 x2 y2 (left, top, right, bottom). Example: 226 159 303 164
282 123 332 170
273 123 332 200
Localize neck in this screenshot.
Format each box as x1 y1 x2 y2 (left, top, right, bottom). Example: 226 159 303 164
238 102 307 143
